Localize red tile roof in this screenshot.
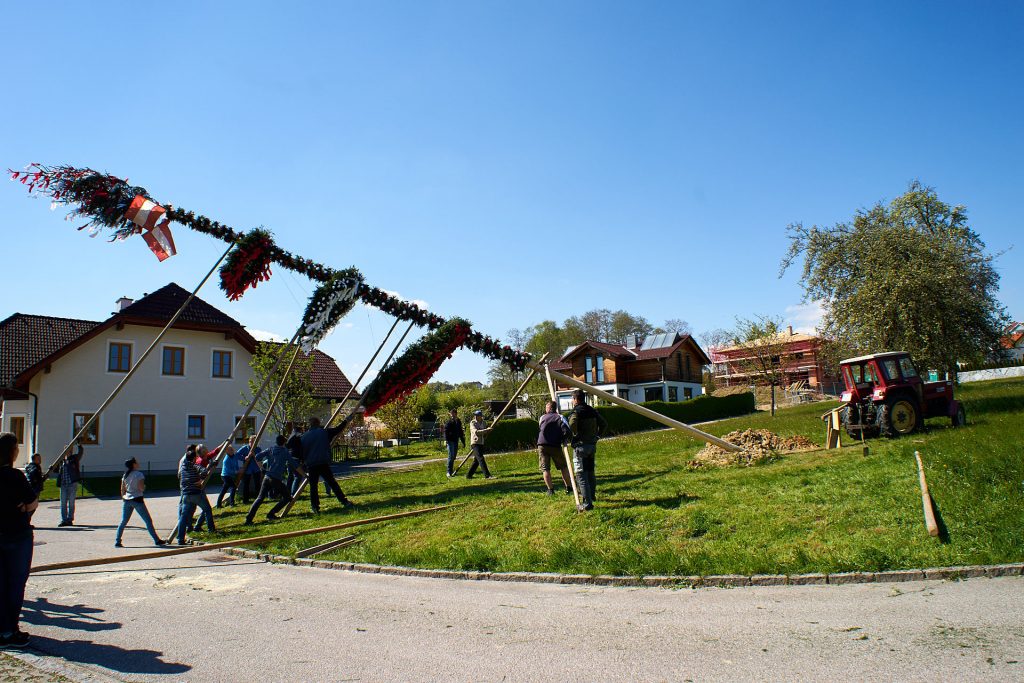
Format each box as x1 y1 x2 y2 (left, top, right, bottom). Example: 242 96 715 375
0 314 100 390
119 283 244 329
263 343 358 400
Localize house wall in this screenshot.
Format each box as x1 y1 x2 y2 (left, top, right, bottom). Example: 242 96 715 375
12 324 256 473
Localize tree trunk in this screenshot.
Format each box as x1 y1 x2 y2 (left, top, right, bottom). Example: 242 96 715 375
770 383 776 417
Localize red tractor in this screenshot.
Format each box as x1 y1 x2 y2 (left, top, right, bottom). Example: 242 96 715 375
839 352 966 438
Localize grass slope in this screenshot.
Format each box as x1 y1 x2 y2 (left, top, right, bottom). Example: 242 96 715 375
195 378 1024 576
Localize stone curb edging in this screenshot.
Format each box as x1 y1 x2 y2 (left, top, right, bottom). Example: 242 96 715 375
218 547 1024 588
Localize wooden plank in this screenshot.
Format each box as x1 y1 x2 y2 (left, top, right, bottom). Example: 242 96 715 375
915 451 940 537
296 534 358 558
31 505 453 574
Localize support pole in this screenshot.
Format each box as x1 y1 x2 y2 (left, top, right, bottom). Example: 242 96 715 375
48 242 235 473
543 362 581 508
281 321 416 517
324 317 404 428
537 362 744 453
452 352 549 476
915 451 940 538
31 505 453 574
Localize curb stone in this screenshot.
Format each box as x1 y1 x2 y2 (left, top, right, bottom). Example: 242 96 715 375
215 547 1023 590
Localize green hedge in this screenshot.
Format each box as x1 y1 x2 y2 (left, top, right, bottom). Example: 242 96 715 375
485 392 756 453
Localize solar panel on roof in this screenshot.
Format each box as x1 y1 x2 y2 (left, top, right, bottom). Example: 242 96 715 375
641 332 673 350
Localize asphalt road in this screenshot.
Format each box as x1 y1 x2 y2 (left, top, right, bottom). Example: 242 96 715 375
6 488 1023 682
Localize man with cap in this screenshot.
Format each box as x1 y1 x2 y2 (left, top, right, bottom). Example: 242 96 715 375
466 410 494 479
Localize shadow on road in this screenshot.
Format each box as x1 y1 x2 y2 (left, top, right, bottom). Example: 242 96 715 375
21 597 119 633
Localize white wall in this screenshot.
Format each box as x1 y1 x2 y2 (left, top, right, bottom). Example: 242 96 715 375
18 324 257 473
959 366 1024 383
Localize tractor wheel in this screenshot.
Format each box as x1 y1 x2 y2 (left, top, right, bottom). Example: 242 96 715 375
840 406 861 439
879 398 920 437
951 404 967 427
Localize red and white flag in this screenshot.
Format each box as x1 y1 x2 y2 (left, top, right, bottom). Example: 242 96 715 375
125 194 167 231
142 222 177 261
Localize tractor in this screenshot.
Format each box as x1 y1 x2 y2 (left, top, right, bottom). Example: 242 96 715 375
838 352 966 438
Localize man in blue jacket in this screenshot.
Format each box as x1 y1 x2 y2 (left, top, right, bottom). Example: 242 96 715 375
245 435 305 524
300 416 353 513
216 445 239 508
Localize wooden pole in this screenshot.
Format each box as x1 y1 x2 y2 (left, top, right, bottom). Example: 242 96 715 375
324 317 404 428
280 321 416 517
544 362 581 507
452 353 549 476
915 451 940 537
48 242 235 473
537 362 744 453
31 505 452 574
295 534 359 558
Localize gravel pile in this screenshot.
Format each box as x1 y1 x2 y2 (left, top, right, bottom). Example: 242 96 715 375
690 429 818 468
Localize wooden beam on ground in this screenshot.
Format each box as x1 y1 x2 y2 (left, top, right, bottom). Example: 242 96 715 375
915 451 940 537
31 505 453 574
296 535 362 558
537 362 744 453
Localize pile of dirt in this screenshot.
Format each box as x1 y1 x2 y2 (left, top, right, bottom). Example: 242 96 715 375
689 429 818 468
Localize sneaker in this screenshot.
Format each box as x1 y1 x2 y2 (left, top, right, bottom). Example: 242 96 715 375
1 630 31 649
446 472 453 478
466 474 474 480
584 503 594 511
341 499 355 509
484 474 495 480
565 488 572 495
154 539 167 546
114 541 123 548
267 513 279 521
57 520 69 527
545 489 554 496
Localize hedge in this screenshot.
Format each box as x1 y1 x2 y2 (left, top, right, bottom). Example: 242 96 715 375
484 392 756 453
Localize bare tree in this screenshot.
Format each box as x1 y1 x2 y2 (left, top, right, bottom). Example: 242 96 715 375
729 315 791 416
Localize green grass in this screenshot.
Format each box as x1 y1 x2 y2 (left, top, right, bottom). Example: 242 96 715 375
192 378 1024 576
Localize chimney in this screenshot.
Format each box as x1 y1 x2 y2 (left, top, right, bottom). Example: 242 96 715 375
116 296 134 312
787 325 794 336
625 334 637 349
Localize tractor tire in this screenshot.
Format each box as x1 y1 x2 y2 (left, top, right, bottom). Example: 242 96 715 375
951 404 967 427
840 406 861 439
878 398 920 437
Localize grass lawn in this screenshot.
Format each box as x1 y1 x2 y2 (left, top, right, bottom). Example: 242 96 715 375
191 378 1024 576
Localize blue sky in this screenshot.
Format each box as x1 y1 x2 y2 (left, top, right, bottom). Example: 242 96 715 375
2 1 1021 383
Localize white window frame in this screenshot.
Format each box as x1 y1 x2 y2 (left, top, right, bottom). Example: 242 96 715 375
159 343 188 379
127 412 159 448
186 413 207 441
105 339 135 375
211 347 235 380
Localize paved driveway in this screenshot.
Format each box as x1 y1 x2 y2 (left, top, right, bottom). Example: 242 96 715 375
6 490 1023 682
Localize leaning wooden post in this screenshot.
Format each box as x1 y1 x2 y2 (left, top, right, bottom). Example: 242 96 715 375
543 361 581 508
452 352 549 476
48 241 235 474
323 317 404 428
915 451 940 537
537 362 744 453
280 320 416 517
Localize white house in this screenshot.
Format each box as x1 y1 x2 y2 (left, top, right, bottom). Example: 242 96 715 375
0 283 355 474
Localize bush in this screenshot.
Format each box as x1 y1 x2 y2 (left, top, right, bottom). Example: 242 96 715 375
484 392 755 453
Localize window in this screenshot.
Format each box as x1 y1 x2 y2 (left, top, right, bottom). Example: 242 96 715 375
585 356 593 383
899 357 918 379
72 413 99 445
619 388 630 401
212 350 233 378
668 386 679 402
644 386 664 402
108 342 131 372
595 355 605 383
684 387 694 399
9 417 25 444
233 416 256 444
162 346 185 376
187 415 206 440
130 414 156 445
881 359 899 381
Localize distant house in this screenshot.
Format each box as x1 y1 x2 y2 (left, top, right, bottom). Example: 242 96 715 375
710 326 841 395
1000 322 1024 362
0 283 354 474
549 332 708 410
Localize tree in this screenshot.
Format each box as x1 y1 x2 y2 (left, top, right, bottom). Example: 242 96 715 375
659 318 692 336
730 315 791 416
781 181 1007 377
244 342 320 435
373 396 420 440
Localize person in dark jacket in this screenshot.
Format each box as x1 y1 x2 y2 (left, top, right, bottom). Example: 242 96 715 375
23 454 44 499
568 390 607 511
52 442 84 526
0 432 37 649
176 447 215 544
300 416 353 513
442 408 466 478
245 435 305 524
285 422 304 495
537 401 572 495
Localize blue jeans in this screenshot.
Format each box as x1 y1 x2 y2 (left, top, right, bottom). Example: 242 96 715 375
115 499 161 544
446 441 460 474
177 493 215 543
0 532 33 634
59 482 78 523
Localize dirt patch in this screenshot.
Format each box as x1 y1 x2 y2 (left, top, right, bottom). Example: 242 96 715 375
690 429 818 468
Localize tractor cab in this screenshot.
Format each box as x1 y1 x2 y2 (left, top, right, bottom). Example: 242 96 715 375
838 352 964 438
